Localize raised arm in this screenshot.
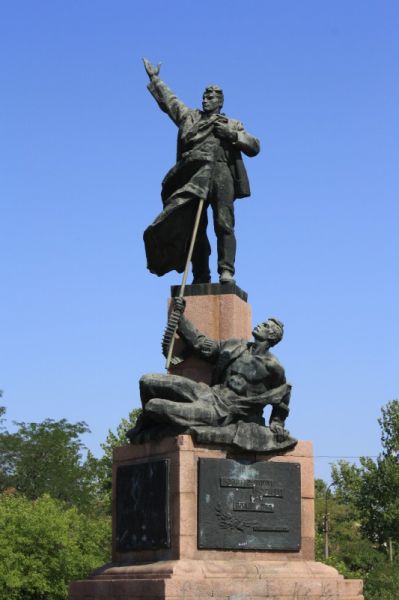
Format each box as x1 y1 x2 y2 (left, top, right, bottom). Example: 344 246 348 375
143 58 190 126
172 298 220 362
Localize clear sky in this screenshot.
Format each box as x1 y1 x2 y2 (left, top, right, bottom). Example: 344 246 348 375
1 1 398 481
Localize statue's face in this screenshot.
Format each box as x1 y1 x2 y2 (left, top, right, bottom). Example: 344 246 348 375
252 320 276 342
202 89 222 113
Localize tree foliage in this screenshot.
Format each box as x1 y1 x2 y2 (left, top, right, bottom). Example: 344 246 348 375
89 408 141 511
0 493 110 600
332 400 399 547
363 556 399 600
0 413 98 511
0 406 141 599
315 400 399 599
315 479 382 579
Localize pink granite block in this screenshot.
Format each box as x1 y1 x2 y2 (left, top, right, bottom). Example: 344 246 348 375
175 449 197 494
301 497 316 539
171 491 196 536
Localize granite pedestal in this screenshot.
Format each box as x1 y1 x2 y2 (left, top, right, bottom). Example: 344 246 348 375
70 436 363 599
69 285 363 599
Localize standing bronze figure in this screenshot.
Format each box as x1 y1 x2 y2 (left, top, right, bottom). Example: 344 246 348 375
143 59 260 284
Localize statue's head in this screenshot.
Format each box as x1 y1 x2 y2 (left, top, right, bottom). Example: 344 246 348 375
202 85 224 113
252 318 284 346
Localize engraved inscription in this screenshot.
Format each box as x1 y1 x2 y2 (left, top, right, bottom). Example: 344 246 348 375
253 526 289 532
199 459 301 550
221 477 272 488
220 477 284 498
260 488 283 498
233 500 274 512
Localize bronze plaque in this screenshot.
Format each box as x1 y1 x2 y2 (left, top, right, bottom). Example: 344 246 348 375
198 458 301 551
116 459 170 551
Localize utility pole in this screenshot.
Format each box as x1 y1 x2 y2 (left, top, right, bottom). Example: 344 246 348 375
324 482 335 560
388 538 393 563
324 511 329 559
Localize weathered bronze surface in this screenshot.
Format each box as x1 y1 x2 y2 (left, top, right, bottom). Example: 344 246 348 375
198 458 301 551
128 299 297 454
115 459 170 551
142 58 260 284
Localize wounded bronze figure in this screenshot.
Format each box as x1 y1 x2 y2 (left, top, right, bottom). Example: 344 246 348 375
128 298 296 453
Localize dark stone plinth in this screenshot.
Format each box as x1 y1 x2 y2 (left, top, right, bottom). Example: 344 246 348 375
115 459 170 551
198 458 301 551
170 282 248 302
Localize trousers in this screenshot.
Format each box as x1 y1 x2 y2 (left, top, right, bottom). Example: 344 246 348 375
139 373 226 427
191 162 236 281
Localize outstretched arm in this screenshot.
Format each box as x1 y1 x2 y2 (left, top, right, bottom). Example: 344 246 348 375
143 58 190 126
172 298 220 362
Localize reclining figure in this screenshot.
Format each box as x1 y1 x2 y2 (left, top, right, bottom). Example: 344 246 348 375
127 298 297 453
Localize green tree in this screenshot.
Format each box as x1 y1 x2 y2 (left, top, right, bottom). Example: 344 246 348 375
363 556 399 600
0 412 98 511
315 479 381 579
0 406 144 600
89 408 141 511
0 492 110 600
332 400 399 549
319 400 399 598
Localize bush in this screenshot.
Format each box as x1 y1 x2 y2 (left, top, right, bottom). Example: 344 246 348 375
0 493 110 600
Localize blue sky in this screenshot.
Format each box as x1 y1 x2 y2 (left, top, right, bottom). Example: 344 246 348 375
1 1 398 480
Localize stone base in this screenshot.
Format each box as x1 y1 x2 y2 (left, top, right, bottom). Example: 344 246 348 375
70 559 363 599
69 436 363 599
69 287 363 599
111 436 314 563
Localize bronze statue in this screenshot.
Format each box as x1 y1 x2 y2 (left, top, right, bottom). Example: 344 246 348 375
143 59 260 284
128 298 296 453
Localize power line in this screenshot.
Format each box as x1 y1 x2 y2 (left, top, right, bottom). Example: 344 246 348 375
314 455 378 459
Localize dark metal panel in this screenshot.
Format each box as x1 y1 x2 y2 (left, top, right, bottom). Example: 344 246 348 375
198 458 301 551
116 459 170 551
